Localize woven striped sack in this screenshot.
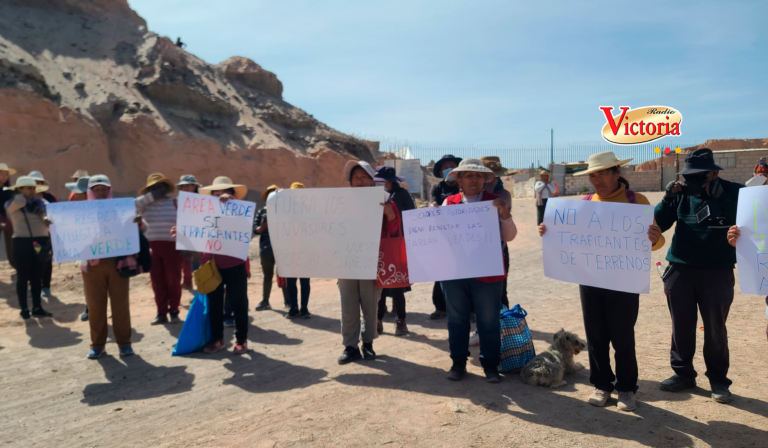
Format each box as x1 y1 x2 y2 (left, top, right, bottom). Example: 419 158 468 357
498 304 536 372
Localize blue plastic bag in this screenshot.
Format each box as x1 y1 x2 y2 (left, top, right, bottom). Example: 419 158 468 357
172 292 211 356
498 304 536 372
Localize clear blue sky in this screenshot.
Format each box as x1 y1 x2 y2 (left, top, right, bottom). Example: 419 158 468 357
129 0 767 147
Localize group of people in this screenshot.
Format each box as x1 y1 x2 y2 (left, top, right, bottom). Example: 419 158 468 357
2 146 762 412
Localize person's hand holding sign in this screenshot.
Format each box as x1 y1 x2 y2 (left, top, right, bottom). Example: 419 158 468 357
381 202 396 222
727 225 740 247
493 198 511 220
648 224 662 246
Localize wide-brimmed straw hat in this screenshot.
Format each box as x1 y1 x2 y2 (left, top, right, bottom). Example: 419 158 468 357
538 170 551 178
450 158 495 182
433 154 462 178
678 148 724 175
481 156 516 177
66 176 90 193
177 174 202 187
344 160 376 182
0 163 16 175
71 169 89 179
200 176 248 200
573 152 632 177
261 184 280 201
7 176 49 193
290 182 305 189
28 171 48 185
139 173 176 195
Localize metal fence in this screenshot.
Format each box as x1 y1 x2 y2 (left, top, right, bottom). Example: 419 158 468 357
369 137 700 169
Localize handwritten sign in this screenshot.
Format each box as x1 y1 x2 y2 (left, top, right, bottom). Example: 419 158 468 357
47 198 139 264
542 198 654 294
267 188 385 279
735 185 768 294
175 192 256 260
402 201 504 283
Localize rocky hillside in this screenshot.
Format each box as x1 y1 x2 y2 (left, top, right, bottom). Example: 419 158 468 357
0 0 374 202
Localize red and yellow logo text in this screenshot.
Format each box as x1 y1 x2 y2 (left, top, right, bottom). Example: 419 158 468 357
599 105 682 145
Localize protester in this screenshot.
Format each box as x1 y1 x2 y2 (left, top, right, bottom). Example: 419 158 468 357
656 148 743 404
65 176 91 321
753 157 768 176
0 163 17 269
284 182 313 319
254 184 280 311
68 170 89 201
176 175 202 291
136 173 183 325
539 152 664 411
429 155 462 320
535 170 556 226
81 175 142 359
439 158 517 383
482 156 514 309
5 176 53 319
337 161 400 364
374 166 415 336
29 171 56 297
195 176 250 355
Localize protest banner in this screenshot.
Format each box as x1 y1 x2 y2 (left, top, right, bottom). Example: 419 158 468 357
267 188 385 279
402 201 504 283
175 192 256 260
735 185 768 294
47 198 139 264
542 198 654 294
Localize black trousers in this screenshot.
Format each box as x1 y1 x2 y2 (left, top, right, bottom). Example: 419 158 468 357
14 237 48 310
663 264 734 386
286 278 311 311
42 258 53 289
536 199 548 225
378 288 406 320
208 263 249 342
260 249 275 302
501 244 510 308
432 282 446 312
580 285 639 393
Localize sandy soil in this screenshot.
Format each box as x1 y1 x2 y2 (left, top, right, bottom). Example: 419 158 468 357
1 192 767 448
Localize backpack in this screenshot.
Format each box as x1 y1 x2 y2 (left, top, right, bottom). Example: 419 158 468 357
583 189 636 204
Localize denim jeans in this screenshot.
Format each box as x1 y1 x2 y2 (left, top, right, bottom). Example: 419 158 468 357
441 278 502 368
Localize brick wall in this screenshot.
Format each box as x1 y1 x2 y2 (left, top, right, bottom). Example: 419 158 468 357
720 150 768 184
564 170 662 195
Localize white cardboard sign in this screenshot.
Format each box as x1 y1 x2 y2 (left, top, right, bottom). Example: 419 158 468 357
402 201 504 283
542 198 654 294
735 185 768 294
175 192 256 260
47 198 139 264
267 187 386 279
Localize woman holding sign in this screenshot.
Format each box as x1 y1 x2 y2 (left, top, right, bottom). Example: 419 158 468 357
440 158 518 384
538 151 664 411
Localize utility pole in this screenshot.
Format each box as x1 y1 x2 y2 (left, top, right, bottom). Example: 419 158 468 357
550 128 554 165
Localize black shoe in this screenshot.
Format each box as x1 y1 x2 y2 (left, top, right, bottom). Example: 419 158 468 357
31 307 53 318
362 343 376 360
80 309 89 322
151 314 168 325
659 374 696 392
300 308 312 318
338 346 362 365
447 360 467 381
20 308 30 320
484 366 501 383
286 308 300 319
169 312 181 323
711 383 733 403
429 310 447 320
255 301 271 311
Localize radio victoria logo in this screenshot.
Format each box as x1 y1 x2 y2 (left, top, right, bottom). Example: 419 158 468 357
599 106 682 145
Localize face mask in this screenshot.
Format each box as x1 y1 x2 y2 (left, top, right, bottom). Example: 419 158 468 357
761 162 766 166
682 174 707 196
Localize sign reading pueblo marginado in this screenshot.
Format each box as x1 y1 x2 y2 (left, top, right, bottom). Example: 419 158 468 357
600 106 682 145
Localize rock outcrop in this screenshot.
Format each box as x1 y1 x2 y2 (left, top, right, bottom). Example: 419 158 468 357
0 0 374 203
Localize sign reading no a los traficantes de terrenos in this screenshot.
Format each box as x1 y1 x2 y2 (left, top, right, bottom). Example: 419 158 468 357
542 198 655 294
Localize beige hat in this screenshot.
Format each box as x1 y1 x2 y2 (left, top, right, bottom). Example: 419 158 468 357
71 169 89 179
7 176 49 193
573 151 632 177
200 176 248 200
450 158 495 182
481 156 516 177
0 163 16 175
139 173 176 195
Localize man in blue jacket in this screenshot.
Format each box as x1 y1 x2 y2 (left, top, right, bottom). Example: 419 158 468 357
654 148 743 404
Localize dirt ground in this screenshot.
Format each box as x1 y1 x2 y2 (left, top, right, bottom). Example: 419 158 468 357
1 191 767 448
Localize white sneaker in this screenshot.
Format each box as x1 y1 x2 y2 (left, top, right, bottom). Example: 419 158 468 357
587 388 610 407
468 331 480 347
617 391 637 411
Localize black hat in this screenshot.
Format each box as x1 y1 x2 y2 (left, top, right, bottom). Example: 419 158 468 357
373 166 404 183
433 154 463 178
679 148 723 175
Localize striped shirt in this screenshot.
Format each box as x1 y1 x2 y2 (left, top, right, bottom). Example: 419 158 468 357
135 193 176 242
